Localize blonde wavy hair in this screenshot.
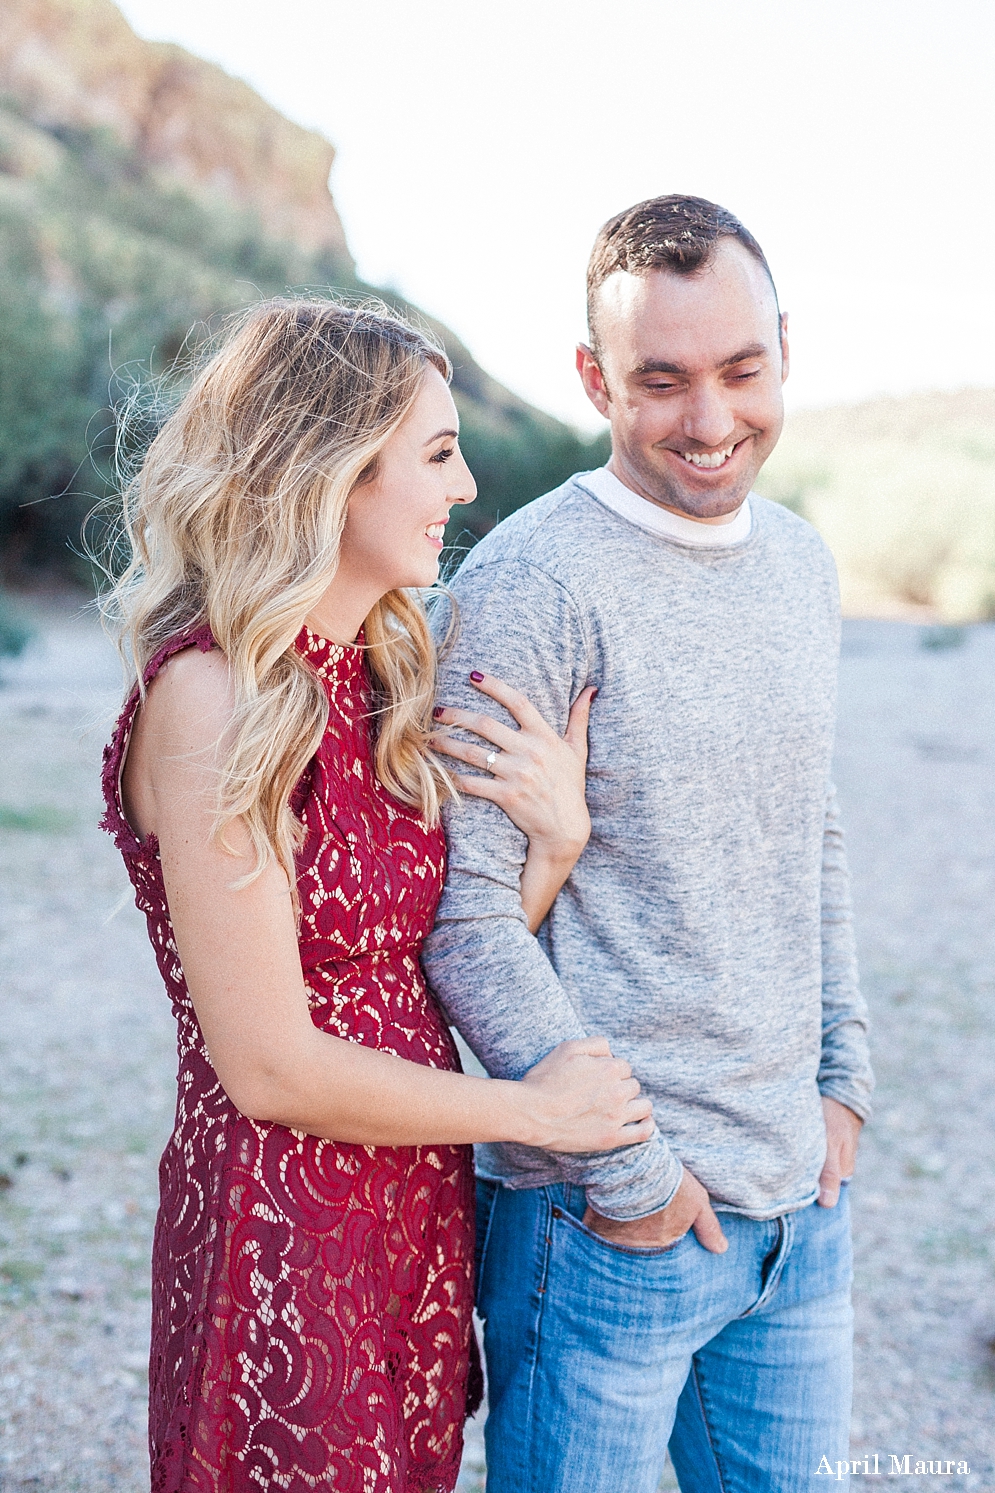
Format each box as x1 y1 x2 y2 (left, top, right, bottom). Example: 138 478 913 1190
103 297 457 900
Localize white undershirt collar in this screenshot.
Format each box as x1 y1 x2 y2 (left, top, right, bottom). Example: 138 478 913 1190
578 465 753 548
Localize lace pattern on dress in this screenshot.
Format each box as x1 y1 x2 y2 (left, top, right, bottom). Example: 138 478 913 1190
101 625 480 1493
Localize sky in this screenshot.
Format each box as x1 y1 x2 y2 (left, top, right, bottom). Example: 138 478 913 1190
116 0 995 433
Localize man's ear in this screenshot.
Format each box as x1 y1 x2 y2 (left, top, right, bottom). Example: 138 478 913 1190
779 312 790 385
576 343 611 417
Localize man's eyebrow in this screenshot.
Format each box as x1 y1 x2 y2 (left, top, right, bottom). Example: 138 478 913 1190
719 343 770 367
632 359 687 375
632 344 771 377
424 427 459 444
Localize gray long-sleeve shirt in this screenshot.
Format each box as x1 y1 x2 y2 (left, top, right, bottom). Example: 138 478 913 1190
422 476 873 1221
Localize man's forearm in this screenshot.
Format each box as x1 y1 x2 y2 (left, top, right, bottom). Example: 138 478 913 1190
819 784 874 1119
423 896 682 1219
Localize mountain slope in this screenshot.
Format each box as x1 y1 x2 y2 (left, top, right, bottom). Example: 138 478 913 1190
0 0 351 257
0 0 607 574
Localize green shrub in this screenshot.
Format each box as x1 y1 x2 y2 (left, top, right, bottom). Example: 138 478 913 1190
453 397 610 543
0 588 31 657
0 105 602 579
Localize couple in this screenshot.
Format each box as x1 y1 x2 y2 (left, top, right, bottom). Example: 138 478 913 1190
101 194 872 1493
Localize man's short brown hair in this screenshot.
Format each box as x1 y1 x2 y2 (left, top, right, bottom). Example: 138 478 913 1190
586 194 778 353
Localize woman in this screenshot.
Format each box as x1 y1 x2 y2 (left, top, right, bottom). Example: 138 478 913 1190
100 298 652 1493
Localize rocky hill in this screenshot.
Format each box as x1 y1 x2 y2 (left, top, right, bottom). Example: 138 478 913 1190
0 0 351 260
0 0 605 575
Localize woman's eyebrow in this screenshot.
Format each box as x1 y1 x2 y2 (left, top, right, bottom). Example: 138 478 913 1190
424 427 459 445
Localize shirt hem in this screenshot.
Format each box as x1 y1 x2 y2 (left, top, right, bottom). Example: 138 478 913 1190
474 1164 823 1223
711 1186 821 1221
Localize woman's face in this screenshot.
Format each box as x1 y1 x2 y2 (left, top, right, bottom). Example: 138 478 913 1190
339 366 477 594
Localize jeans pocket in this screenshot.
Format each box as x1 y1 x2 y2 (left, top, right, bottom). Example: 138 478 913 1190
554 1205 694 1260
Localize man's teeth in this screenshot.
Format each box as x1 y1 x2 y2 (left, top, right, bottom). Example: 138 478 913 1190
426 523 446 540
683 445 736 468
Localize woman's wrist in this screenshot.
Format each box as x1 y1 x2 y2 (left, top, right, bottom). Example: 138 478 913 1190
492 1077 545 1148
524 831 589 870
522 848 585 871
519 835 590 933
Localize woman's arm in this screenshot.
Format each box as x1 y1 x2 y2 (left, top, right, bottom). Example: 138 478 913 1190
432 674 594 931
122 648 651 1150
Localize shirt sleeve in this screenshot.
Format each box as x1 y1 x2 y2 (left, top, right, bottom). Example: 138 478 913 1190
422 555 683 1220
817 782 874 1120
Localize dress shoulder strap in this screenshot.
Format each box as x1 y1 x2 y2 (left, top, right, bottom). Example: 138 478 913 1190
141 624 216 688
100 625 216 852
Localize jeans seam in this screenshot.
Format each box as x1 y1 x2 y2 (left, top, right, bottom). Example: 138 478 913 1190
519 1186 555 1485
475 1181 499 1302
686 1359 730 1493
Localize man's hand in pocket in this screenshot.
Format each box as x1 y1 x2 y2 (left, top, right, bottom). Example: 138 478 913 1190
583 1168 729 1252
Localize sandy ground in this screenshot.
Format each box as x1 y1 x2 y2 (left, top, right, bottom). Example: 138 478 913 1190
0 603 993 1491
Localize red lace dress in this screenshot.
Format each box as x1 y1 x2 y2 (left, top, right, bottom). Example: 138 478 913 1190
101 625 480 1493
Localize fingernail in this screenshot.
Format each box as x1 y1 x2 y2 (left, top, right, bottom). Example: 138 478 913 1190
469 671 485 683
590 687 598 699
432 706 445 718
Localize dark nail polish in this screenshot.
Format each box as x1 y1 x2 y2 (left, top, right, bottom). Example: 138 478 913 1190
433 706 445 718
590 688 598 699
469 671 485 683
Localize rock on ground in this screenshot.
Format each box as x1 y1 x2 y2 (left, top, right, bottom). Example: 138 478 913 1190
0 605 992 1490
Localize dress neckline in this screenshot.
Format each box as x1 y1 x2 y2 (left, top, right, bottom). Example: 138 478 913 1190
295 624 365 681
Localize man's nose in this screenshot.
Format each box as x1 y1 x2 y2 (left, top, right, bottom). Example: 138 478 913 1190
681 383 737 450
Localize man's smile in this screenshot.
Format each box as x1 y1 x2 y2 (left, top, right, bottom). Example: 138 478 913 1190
682 441 737 469
657 436 752 475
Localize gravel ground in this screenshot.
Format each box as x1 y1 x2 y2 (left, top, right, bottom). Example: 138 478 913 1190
837 620 995 1484
0 603 993 1490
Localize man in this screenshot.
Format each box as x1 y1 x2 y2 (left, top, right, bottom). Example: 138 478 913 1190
422 195 873 1492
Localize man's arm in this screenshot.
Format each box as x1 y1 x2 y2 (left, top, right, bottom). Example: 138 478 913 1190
817 783 873 1119
423 555 682 1221
816 783 873 1203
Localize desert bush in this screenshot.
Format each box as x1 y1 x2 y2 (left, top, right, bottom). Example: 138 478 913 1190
756 391 995 621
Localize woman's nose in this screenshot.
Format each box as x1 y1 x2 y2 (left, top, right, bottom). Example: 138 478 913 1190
450 457 477 506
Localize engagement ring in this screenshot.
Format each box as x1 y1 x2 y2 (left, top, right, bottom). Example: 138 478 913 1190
485 751 498 767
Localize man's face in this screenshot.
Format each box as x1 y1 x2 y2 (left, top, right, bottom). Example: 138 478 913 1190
577 239 789 521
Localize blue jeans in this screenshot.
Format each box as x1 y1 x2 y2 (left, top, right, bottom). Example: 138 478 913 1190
476 1179 854 1493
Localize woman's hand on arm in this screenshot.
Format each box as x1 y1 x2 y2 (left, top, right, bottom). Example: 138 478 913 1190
432 674 595 932
125 649 650 1151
